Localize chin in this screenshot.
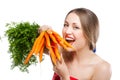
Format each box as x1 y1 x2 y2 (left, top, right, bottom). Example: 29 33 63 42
68 47 76 52
61 47 76 53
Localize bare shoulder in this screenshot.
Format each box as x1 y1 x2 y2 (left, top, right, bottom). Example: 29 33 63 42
96 60 111 74
92 54 112 80
94 55 111 71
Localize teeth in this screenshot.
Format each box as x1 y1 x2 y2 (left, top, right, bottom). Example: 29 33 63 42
65 37 74 40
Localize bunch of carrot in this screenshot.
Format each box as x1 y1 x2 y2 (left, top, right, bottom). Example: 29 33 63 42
24 29 73 65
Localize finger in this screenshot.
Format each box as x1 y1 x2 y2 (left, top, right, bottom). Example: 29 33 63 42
53 63 59 73
56 59 60 65
53 65 56 71
50 55 56 66
42 25 52 31
56 57 63 66
38 25 52 33
59 53 64 64
38 27 41 33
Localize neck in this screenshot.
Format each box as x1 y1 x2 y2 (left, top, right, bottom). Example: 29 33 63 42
63 46 94 64
76 49 94 62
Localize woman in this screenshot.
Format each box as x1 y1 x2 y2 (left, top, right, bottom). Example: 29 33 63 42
39 8 111 80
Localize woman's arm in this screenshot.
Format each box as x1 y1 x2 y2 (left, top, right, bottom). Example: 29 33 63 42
92 61 112 80
53 54 70 80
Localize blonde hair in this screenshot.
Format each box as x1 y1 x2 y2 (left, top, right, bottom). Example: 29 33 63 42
66 8 99 50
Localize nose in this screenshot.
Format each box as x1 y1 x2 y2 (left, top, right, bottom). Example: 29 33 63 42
66 27 72 34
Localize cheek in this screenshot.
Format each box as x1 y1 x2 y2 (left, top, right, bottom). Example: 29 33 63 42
76 31 85 40
75 32 87 46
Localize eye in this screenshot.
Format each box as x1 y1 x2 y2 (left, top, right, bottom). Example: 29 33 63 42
73 26 80 29
72 23 81 30
64 23 69 27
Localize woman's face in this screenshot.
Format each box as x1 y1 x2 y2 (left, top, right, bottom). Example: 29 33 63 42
62 13 87 51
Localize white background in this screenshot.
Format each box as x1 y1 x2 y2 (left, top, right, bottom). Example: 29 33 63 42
0 0 120 80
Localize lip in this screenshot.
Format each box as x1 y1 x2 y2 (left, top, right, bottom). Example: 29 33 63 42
65 35 74 40
64 35 75 45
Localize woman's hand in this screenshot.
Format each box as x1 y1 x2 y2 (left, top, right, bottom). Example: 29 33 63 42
38 25 52 33
53 54 70 80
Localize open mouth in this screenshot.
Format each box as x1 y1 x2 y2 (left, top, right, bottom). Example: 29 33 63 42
65 37 75 44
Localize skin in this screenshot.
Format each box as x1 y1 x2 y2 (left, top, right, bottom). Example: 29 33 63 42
52 13 112 80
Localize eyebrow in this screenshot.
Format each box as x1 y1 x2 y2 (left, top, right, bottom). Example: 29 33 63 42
64 20 78 25
64 20 68 24
73 23 78 25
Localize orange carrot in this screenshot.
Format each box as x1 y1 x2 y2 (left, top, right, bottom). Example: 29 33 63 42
51 42 61 61
49 46 57 65
24 37 41 64
34 31 45 54
46 29 53 34
39 46 44 62
59 41 69 50
52 30 61 37
24 29 73 65
44 32 51 48
24 50 34 64
29 37 39 55
46 30 57 43
63 39 74 48
39 37 45 62
44 32 57 65
52 31 62 43
51 32 67 50
52 30 74 49
35 35 45 55
24 31 45 64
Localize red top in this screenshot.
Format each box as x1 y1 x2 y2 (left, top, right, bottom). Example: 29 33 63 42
52 73 78 80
